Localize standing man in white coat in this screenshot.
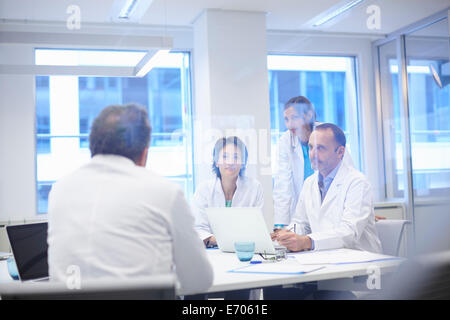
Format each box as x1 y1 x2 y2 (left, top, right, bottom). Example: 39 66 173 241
273 96 353 228
47 104 213 296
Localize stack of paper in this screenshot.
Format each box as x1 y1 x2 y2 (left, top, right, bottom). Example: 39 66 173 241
291 248 402 265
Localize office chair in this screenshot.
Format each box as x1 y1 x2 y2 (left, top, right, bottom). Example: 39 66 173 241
0 275 176 300
375 219 410 256
364 250 450 300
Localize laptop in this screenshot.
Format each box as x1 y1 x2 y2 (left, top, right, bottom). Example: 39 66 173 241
205 207 278 255
6 222 49 282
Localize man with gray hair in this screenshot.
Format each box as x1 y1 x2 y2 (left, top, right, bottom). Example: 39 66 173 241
266 123 381 299
47 103 213 295
274 123 381 254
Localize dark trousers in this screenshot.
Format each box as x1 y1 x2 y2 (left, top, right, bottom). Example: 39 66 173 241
184 289 251 300
263 283 355 300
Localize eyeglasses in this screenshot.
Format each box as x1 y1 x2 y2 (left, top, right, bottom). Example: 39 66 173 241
259 249 287 262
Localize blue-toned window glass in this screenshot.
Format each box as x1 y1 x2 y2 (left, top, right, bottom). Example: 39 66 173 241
268 55 361 174
36 76 52 212
408 61 450 192
380 19 450 199
35 50 193 214
389 61 450 193
405 21 450 196
36 76 50 154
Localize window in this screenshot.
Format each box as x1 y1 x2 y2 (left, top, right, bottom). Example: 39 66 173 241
388 60 450 195
406 59 450 194
35 50 193 214
379 18 450 198
268 55 361 175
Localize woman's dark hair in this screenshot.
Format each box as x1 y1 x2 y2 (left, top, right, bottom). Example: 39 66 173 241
212 136 248 178
284 95 316 127
89 103 151 163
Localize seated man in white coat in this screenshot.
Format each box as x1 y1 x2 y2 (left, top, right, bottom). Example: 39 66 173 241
266 123 381 299
274 122 381 254
47 104 213 295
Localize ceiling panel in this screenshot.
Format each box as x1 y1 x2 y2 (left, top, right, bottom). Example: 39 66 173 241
0 0 448 35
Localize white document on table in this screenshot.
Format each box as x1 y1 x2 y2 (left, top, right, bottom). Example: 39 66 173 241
228 258 325 275
291 248 403 265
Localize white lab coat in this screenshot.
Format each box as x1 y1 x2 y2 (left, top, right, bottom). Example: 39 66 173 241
192 175 264 241
273 126 354 225
47 154 213 295
289 161 382 253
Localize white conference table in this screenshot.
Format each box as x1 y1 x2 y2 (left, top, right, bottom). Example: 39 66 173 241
194 248 403 295
0 249 404 296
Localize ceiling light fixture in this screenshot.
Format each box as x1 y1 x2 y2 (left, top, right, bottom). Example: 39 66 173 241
118 0 139 19
134 49 171 77
430 62 450 89
111 0 154 22
313 0 365 27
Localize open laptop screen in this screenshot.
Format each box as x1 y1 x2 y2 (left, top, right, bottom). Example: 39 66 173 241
6 222 48 281
205 207 277 254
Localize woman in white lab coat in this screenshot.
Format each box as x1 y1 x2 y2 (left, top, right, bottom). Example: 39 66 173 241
188 136 263 300
273 96 354 227
192 136 264 247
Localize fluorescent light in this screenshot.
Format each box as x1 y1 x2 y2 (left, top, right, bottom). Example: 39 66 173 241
118 0 139 19
111 0 153 22
35 49 147 67
134 49 171 77
313 0 365 27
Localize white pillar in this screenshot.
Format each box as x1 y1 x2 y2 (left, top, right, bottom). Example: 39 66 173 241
0 44 36 221
192 9 274 227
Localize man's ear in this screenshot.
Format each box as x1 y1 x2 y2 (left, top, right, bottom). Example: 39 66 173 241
304 110 315 123
338 146 345 159
136 148 149 167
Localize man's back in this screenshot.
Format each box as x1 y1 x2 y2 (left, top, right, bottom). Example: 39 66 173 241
48 154 213 294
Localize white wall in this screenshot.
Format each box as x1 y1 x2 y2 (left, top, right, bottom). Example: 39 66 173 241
0 43 37 222
192 10 274 226
415 200 450 253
